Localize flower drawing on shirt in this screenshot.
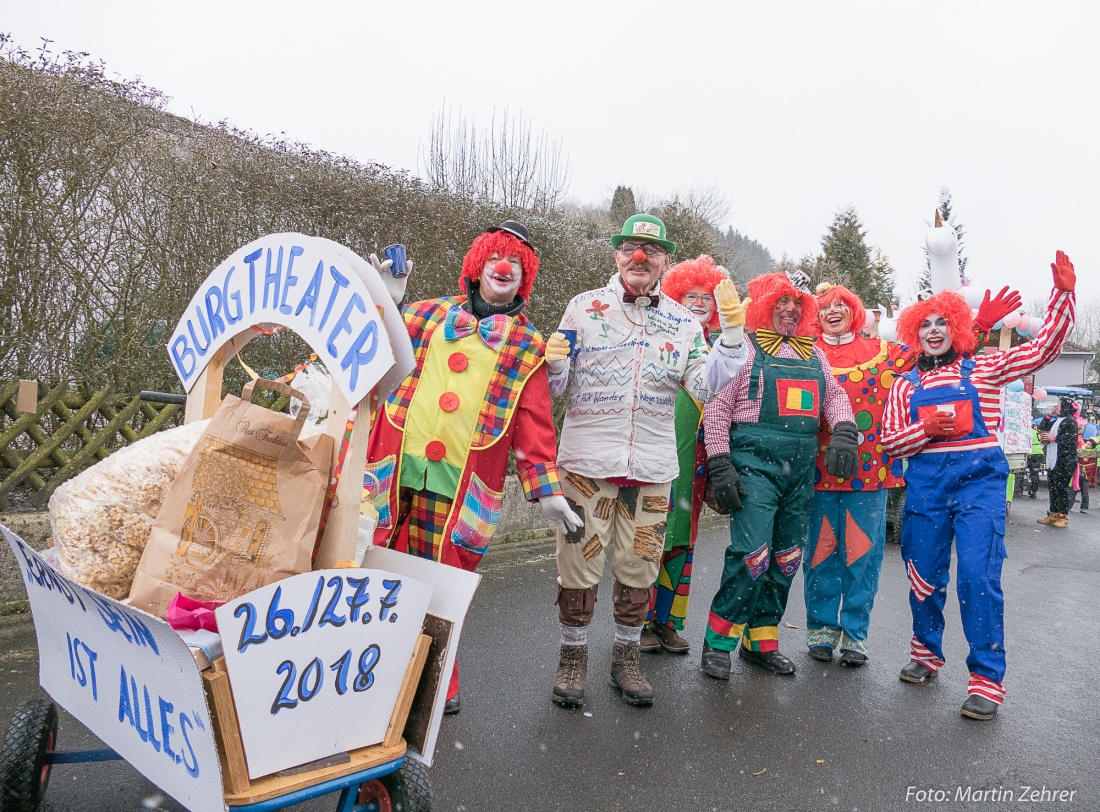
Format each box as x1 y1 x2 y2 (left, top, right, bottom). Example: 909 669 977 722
662 342 679 365
586 300 610 320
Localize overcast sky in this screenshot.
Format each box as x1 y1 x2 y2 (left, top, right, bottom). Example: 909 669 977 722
8 1 1099 309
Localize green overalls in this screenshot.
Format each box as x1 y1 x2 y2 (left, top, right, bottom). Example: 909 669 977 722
705 336 827 653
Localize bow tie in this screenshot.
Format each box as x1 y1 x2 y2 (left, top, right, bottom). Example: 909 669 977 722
756 329 815 360
444 307 509 350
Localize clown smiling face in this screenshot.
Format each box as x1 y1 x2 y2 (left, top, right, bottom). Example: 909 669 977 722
680 285 715 326
918 313 952 356
818 298 852 337
772 295 804 336
480 253 524 305
615 241 670 295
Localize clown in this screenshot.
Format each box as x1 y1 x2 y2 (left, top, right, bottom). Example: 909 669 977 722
881 251 1076 721
545 214 748 708
365 221 581 715
701 271 858 681
638 255 732 656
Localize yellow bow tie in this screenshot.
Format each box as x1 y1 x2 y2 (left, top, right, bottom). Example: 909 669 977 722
756 329 815 360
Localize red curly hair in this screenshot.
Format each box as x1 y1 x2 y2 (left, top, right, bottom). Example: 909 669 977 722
896 289 977 356
459 231 540 301
745 272 820 337
816 284 867 334
661 255 729 330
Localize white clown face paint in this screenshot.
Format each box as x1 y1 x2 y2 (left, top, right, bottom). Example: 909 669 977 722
480 254 524 305
818 298 852 337
918 313 952 356
680 286 715 326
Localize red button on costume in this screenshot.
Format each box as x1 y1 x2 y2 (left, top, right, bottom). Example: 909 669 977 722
425 440 447 461
439 392 460 412
448 352 468 372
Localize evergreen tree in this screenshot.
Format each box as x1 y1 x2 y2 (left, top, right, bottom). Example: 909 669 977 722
717 227 776 285
819 207 896 305
609 185 637 225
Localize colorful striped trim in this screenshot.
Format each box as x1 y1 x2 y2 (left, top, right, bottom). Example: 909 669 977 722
742 626 780 652
518 461 562 500
707 611 746 640
910 637 944 670
906 560 935 603
968 673 1006 704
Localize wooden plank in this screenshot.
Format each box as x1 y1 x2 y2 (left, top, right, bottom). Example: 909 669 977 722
202 664 251 795
16 380 38 413
404 614 453 755
223 740 406 806
0 382 68 450
0 380 20 409
184 345 227 423
383 634 432 749
133 400 180 439
313 381 372 568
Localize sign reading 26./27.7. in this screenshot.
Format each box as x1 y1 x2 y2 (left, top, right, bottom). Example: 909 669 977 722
216 569 432 779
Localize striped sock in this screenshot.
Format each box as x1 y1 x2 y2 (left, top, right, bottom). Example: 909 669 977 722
968 673 1006 704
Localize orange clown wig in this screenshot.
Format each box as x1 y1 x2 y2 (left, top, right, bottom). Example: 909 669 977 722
745 272 821 337
459 230 540 302
661 255 729 331
816 283 867 334
896 289 978 356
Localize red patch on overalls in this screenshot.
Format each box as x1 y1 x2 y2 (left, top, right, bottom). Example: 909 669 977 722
744 543 770 580
776 379 819 417
916 400 974 438
774 545 803 576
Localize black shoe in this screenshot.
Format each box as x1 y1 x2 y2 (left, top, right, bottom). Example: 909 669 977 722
700 644 731 680
960 694 998 721
738 646 796 675
839 649 868 667
808 645 834 663
444 694 461 715
899 661 938 684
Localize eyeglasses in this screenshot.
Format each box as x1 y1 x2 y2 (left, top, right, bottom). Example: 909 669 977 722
617 243 666 258
682 293 715 304
775 296 804 309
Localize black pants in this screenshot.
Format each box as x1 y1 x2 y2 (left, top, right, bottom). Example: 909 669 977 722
1025 456 1044 497
1049 466 1074 514
1069 477 1090 511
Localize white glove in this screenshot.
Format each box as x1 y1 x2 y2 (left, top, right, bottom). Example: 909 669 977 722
539 494 583 536
370 252 412 306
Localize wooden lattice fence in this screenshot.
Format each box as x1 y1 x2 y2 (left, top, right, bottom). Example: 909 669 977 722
0 380 183 510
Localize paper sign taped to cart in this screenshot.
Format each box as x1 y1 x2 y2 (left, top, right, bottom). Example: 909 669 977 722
216 568 432 778
2 526 224 812
167 233 398 406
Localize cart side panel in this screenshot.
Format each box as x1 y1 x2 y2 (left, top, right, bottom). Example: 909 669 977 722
2 524 225 812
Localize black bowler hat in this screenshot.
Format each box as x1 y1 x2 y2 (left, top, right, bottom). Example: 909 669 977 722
485 220 539 255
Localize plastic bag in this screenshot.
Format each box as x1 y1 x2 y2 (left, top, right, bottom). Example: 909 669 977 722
48 420 209 599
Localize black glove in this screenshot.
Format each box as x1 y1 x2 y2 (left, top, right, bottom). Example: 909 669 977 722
824 420 859 479
707 453 748 512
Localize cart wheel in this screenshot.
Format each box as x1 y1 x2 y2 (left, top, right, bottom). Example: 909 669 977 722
0 699 58 812
356 760 432 812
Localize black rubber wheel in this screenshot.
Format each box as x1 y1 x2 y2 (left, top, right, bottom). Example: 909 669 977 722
0 699 58 812
357 759 432 812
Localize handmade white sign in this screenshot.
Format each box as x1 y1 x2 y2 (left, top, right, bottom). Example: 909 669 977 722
167 234 397 406
1002 387 1034 455
360 545 480 766
216 568 432 778
2 525 223 812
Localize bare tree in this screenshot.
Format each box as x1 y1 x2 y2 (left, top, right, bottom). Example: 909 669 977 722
421 104 570 212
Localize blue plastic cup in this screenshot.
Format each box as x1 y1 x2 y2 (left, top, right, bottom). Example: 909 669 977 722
559 329 579 358
383 244 409 277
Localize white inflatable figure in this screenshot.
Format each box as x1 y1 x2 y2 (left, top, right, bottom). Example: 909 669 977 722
287 361 332 427
925 209 962 293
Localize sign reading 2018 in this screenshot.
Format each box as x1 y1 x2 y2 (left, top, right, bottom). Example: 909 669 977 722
230 574 403 714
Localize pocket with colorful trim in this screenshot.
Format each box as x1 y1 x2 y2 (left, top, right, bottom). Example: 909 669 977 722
451 473 505 556
363 455 397 529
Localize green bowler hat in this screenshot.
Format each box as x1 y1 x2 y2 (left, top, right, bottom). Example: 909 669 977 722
609 213 676 255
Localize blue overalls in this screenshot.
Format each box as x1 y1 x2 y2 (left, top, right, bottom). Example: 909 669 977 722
900 360 1009 686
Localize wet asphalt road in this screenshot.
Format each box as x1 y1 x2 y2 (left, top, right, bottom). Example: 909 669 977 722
1 493 1097 812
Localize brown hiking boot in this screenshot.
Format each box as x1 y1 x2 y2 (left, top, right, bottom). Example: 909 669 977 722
1051 513 1069 528
640 625 661 653
551 644 588 707
650 622 690 654
1037 512 1056 525
609 641 655 706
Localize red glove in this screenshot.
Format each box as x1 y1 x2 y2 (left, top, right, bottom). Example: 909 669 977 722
974 286 1022 332
922 411 957 439
1052 250 1075 292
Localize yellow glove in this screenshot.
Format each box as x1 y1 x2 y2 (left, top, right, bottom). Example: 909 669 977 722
546 332 571 364
715 279 751 346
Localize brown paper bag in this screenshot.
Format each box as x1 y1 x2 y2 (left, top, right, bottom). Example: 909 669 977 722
128 379 334 617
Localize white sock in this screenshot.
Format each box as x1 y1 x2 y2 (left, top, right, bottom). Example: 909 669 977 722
614 623 643 644
561 623 589 647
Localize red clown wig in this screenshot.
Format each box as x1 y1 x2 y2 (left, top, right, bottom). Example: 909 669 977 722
745 272 820 336
896 289 978 356
816 283 867 334
459 231 540 301
661 254 729 330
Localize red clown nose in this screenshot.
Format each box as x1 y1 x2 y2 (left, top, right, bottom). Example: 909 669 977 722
631 248 647 265
493 259 514 275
